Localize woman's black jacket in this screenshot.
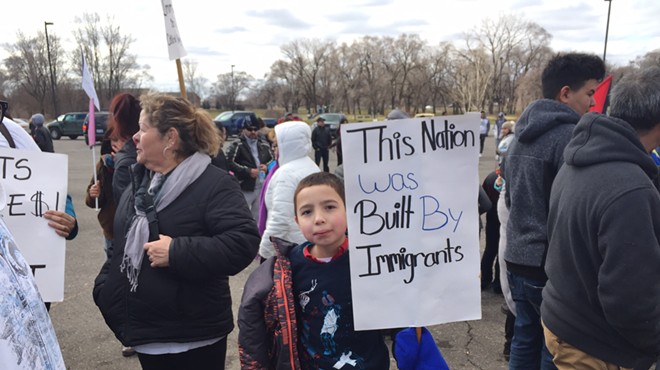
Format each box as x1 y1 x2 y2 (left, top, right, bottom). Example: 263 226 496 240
93 163 259 346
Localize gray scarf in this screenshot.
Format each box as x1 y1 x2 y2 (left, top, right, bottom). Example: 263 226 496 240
121 152 210 292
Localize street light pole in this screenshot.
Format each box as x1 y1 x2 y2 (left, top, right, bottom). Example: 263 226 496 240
230 64 235 112
44 22 58 116
603 0 612 64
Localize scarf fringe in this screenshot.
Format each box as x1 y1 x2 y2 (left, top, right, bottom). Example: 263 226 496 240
120 253 141 292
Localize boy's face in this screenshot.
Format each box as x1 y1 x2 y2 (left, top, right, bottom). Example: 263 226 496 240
295 184 347 252
561 79 599 116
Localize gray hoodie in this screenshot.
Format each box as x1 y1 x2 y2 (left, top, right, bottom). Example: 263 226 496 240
503 99 581 277
542 113 660 367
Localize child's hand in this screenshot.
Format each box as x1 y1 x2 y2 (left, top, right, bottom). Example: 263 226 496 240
89 180 101 198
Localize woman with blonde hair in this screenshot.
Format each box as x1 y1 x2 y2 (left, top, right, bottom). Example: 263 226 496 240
94 93 259 370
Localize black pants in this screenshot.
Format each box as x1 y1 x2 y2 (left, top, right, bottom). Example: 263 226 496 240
137 337 227 370
481 211 501 289
315 148 330 172
479 134 487 154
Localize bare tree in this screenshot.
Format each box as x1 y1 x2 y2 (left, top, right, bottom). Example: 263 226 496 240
73 13 149 105
333 42 364 114
353 36 388 116
466 15 552 114
212 69 253 110
280 39 336 111
3 31 54 114
182 59 209 100
454 35 493 112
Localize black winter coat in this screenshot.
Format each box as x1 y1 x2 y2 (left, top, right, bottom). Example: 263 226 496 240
34 126 54 153
226 136 273 191
112 140 137 204
93 163 260 347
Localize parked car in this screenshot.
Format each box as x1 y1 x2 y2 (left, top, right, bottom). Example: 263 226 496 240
11 118 30 133
83 111 109 146
46 112 87 140
213 111 258 136
312 113 347 137
262 117 277 128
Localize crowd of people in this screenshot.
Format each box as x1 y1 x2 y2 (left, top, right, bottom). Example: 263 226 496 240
0 50 658 370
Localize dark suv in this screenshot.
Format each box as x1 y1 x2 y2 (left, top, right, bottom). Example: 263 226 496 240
83 112 109 145
47 112 88 140
213 111 258 136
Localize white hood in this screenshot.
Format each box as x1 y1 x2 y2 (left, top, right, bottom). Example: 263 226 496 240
274 121 312 166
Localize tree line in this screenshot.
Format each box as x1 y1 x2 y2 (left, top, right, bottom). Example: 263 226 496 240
208 14 658 118
1 13 659 120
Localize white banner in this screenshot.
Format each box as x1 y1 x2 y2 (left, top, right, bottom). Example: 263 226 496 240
161 0 187 60
342 113 482 330
0 148 68 302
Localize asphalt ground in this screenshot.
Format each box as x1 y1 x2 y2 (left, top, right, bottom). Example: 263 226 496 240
50 133 509 369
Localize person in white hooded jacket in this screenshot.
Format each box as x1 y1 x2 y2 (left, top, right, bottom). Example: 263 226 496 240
259 121 320 259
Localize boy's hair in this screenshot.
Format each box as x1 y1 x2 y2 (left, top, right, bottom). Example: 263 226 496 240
541 53 605 99
293 172 345 212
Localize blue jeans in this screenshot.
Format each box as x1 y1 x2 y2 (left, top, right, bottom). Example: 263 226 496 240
507 271 556 370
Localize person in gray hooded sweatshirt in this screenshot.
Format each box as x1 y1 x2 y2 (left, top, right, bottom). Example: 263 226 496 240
542 67 660 370
30 113 54 153
503 52 605 370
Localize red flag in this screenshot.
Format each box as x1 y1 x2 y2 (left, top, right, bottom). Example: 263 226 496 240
590 75 612 114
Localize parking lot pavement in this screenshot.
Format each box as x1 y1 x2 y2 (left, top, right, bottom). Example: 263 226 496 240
51 134 507 369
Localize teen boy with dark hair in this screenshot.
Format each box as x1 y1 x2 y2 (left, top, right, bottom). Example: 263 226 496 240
503 52 605 370
238 172 389 369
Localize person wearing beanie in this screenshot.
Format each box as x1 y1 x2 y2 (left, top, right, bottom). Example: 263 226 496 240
31 113 54 153
387 109 410 120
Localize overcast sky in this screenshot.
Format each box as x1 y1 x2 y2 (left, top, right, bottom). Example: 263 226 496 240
1 0 657 92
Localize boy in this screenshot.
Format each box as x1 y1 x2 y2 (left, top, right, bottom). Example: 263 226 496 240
238 172 390 369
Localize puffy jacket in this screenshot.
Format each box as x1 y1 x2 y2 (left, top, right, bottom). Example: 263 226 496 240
93 163 259 346
238 237 301 370
259 121 320 259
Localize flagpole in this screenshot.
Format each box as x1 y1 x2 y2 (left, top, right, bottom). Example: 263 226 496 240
176 58 187 99
88 98 99 210
82 54 101 210
91 143 98 210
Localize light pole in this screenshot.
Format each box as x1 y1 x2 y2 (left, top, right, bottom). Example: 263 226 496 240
230 64 235 112
603 0 612 64
44 21 58 116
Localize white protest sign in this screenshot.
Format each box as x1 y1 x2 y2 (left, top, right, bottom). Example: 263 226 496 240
342 113 482 330
0 148 68 302
161 0 187 60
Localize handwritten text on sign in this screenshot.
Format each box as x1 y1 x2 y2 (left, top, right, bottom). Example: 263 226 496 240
342 114 481 330
161 0 187 60
0 148 68 302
